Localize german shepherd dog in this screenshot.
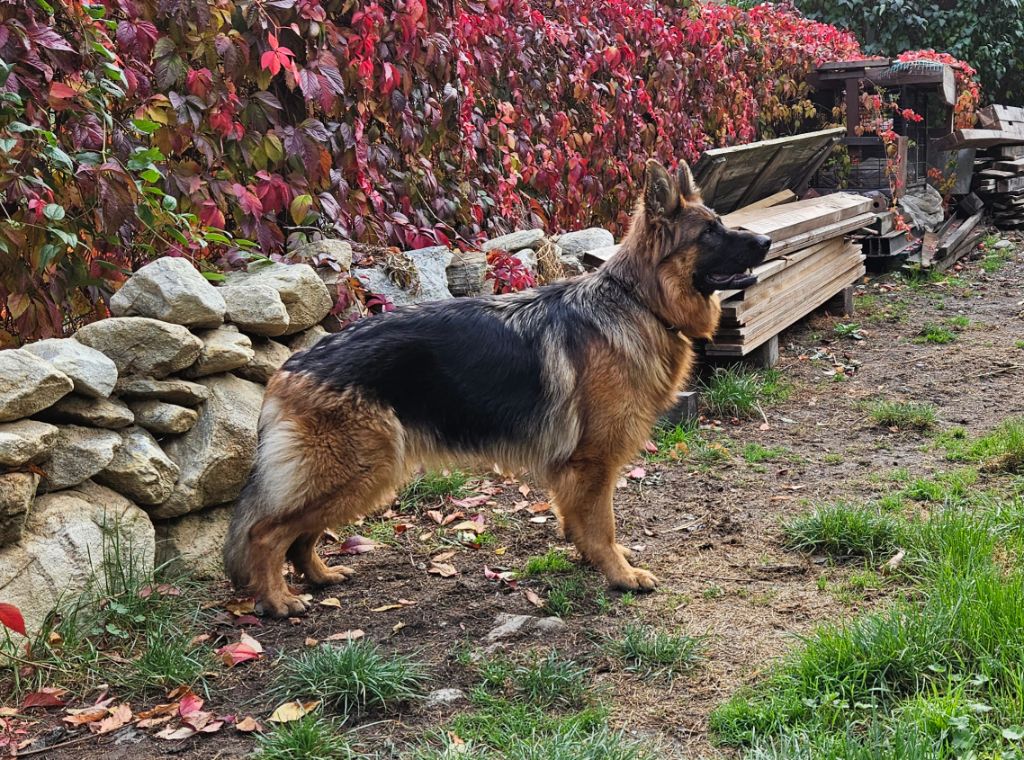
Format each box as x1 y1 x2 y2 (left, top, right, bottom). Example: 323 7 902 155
224 159 770 617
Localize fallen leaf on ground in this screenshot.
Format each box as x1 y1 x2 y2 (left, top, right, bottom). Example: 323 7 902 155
155 725 196 740
432 550 456 562
304 637 319 647
325 629 364 641
528 502 551 514
320 597 342 608
494 547 507 555
269 700 321 723
216 632 264 667
451 495 489 509
523 589 544 608
450 519 484 534
392 621 406 634
94 703 132 735
371 604 403 612
428 562 458 577
518 484 531 496
333 535 377 555
138 583 181 599
235 716 262 733
627 466 646 479
223 598 256 616
178 692 203 717
22 688 68 709
484 566 517 586
528 516 550 524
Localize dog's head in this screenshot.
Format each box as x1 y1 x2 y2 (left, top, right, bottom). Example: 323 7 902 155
613 159 770 338
642 159 770 297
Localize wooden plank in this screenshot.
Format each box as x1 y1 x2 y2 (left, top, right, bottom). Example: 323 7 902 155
731 189 797 214
761 212 875 258
722 245 863 322
937 211 984 259
715 239 842 301
934 128 1024 151
735 145 793 210
817 58 890 72
706 258 865 355
993 158 1024 173
692 128 845 213
722 192 872 242
978 104 1024 129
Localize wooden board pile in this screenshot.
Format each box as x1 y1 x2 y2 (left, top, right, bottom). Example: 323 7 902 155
935 104 1024 151
972 111 1024 229
704 192 872 357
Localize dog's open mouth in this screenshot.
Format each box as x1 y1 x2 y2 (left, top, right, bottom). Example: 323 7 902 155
704 272 758 290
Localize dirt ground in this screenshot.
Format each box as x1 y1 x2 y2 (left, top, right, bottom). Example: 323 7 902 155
25 230 1024 759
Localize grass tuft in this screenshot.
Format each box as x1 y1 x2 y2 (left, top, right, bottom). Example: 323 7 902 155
783 504 907 562
939 417 1024 473
478 650 589 708
399 470 471 510
647 421 731 465
254 715 355 760
699 366 790 419
742 443 786 463
522 549 575 577
275 641 427 718
914 323 956 344
606 624 705 680
833 322 863 340
868 400 936 431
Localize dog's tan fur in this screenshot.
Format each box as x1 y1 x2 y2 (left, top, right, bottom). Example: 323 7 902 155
224 159 759 617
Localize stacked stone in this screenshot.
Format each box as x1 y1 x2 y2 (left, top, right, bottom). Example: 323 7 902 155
0 227 617 631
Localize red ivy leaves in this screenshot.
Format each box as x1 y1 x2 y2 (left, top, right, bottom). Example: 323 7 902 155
260 34 296 77
0 603 26 636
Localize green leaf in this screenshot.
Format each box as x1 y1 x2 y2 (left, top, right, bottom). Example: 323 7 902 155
140 168 162 183
203 231 232 245
201 271 226 282
132 118 161 134
51 229 78 249
161 195 177 211
42 145 74 173
1003 727 1024 741
290 194 314 225
7 122 33 134
43 203 65 222
0 137 16 153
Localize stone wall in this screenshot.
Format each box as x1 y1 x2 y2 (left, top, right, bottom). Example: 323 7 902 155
0 228 614 631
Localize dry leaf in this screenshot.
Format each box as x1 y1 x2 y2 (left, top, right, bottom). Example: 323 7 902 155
527 502 551 514
22 687 68 709
371 604 403 612
432 550 457 562
528 516 550 524
216 632 264 667
428 562 458 577
304 637 319 647
63 707 109 726
235 716 262 733
523 589 544 608
451 495 489 509
518 484 531 497
223 598 256 616
320 597 342 608
325 629 365 642
494 547 507 556
268 700 321 723
427 510 444 525
449 520 483 534
392 621 406 634
94 703 133 735
155 725 196 740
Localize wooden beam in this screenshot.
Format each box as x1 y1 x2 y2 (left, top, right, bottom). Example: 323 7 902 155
734 145 793 210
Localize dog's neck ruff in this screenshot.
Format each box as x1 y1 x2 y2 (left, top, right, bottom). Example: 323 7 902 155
601 272 685 335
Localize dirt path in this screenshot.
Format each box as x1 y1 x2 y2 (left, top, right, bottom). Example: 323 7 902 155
35 231 1024 759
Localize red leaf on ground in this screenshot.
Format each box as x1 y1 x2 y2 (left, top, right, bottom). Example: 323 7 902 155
22 688 68 709
0 604 26 636
335 535 377 555
627 466 646 480
178 692 204 717
216 632 264 667
451 495 489 509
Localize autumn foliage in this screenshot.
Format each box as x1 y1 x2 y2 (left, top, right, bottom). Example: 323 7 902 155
0 0 865 343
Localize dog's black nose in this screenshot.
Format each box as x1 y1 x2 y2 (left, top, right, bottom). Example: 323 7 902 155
754 235 771 251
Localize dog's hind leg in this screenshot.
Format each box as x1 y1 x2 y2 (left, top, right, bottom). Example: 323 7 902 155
287 532 354 586
551 461 659 591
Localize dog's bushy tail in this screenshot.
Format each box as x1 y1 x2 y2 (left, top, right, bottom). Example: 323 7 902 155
222 465 266 590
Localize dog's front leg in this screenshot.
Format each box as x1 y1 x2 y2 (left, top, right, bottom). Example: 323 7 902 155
551 462 659 591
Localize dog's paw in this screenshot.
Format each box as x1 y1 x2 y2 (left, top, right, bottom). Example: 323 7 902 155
608 567 659 592
307 566 354 586
615 543 634 561
257 593 310 618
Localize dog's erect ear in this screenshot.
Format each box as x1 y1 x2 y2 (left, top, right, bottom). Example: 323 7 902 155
644 159 679 218
677 160 702 204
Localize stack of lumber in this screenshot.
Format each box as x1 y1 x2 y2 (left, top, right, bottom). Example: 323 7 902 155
703 192 871 357
934 105 1024 151
972 139 1024 229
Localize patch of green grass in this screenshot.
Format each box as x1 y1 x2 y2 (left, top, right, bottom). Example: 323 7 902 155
399 470 471 510
700 366 791 419
939 417 1024 473
742 443 787 463
868 400 936 431
274 641 427 718
542 573 591 618
980 249 1010 273
605 624 705 680
947 315 970 329
899 469 977 504
522 548 575 577
1015 340 1024 350
783 503 907 562
0 521 212 700
646 421 731 466
254 715 356 760
833 322 864 340
823 453 844 465
424 698 657 760
478 651 589 708
703 584 725 599
712 480 1024 756
913 323 956 344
